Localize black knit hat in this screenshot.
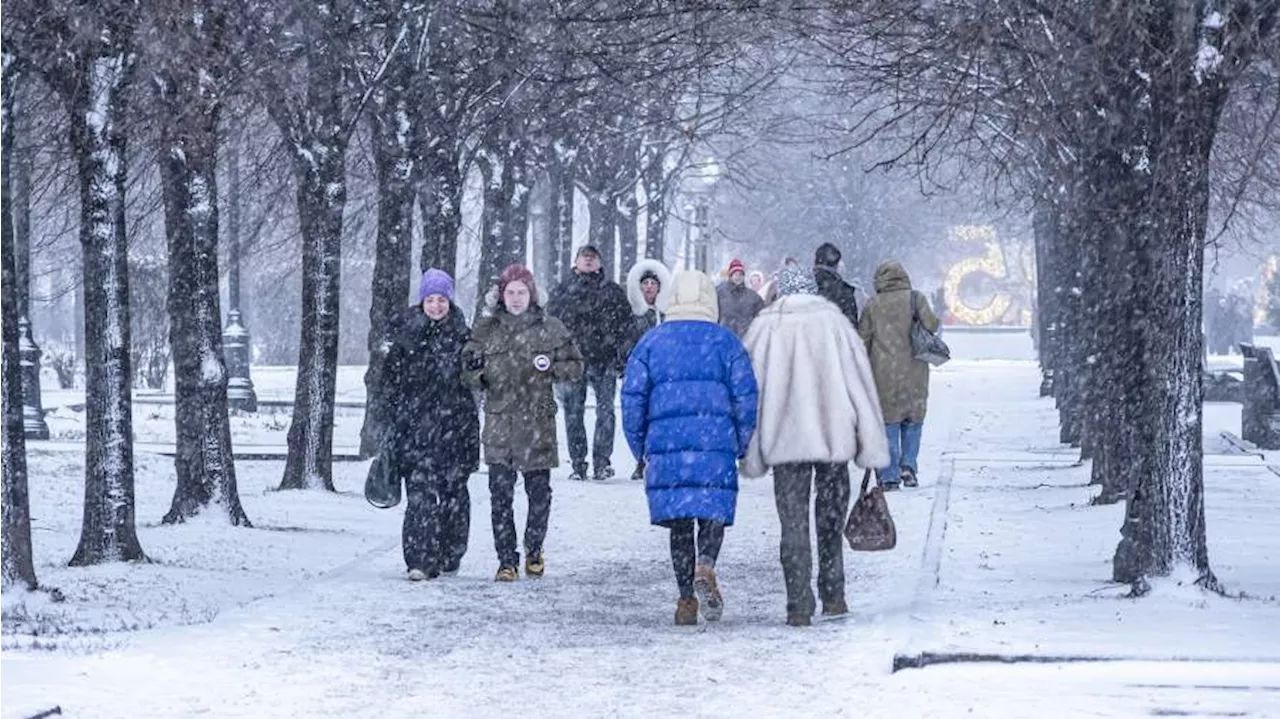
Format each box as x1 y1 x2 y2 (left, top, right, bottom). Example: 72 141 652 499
814 242 842 268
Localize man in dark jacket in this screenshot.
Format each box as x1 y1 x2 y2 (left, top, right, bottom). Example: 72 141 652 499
546 245 634 480
813 242 861 330
716 258 764 339
383 269 480 580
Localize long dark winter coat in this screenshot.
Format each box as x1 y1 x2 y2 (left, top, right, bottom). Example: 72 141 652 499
546 270 633 369
382 306 481 473
716 282 765 339
814 265 861 330
858 262 940 424
462 307 584 471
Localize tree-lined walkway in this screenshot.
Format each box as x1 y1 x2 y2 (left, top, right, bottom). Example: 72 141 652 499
6 359 1279 717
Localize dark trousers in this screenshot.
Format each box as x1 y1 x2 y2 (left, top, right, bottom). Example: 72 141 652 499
558 363 617 468
403 466 471 574
489 464 552 568
772 462 851 616
669 519 725 599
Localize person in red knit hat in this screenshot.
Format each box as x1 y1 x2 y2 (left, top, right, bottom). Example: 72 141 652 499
463 264 584 581
716 258 763 339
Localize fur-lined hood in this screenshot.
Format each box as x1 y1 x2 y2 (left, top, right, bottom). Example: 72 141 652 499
625 259 674 317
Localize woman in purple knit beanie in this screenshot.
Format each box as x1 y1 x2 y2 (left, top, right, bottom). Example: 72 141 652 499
381 267 479 580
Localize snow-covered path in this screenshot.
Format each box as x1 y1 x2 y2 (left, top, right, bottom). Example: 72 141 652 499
5 352 1280 717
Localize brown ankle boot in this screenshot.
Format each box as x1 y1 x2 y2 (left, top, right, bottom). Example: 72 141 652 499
694 563 723 621
675 597 699 626
786 612 812 627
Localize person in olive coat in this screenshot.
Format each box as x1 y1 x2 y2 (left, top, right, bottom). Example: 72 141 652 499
383 268 480 581
858 261 940 490
463 264 584 581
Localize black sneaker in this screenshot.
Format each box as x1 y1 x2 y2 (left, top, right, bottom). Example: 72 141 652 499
592 464 614 481
630 466 645 481
879 478 900 492
900 467 918 488
569 463 588 481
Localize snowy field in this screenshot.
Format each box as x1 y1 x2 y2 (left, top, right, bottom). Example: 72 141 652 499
4 332 1280 717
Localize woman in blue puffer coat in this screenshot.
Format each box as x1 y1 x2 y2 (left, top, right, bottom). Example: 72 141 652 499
621 270 758 626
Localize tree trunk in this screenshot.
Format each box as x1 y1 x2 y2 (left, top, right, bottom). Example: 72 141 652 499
642 157 667 262
588 188 616 280
278 140 345 491
548 151 575 286
360 92 416 459
1113 84 1223 590
1 54 38 590
418 140 463 276
617 188 639 275
475 152 504 307
67 53 146 565
155 58 249 526
508 140 533 269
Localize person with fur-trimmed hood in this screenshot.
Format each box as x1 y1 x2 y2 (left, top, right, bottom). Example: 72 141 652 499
624 259 674 481
742 265 889 627
622 270 759 626
463 264 584 582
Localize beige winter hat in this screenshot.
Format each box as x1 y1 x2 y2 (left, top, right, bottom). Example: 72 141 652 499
664 270 719 323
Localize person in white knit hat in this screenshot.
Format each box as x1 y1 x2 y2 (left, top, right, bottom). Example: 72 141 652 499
741 265 889 627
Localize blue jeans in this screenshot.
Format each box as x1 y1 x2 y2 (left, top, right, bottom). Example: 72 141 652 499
879 421 924 485
557 363 617 469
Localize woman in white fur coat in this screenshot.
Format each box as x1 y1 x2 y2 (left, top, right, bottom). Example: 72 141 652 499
741 265 890 627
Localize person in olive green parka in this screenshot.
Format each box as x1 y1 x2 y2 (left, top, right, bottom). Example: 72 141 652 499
858 261 940 490
463 263 584 582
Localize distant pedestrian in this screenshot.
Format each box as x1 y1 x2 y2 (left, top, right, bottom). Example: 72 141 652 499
383 269 480 581
742 266 888 627
812 242 862 330
463 264 584 582
622 270 758 626
547 246 634 481
748 270 766 296
624 258 674 481
716 258 764 339
858 261 940 490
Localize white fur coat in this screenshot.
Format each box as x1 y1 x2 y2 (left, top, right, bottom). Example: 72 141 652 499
625 259 674 317
741 294 890 478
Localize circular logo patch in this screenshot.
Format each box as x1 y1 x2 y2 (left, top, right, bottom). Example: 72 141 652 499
533 354 551 372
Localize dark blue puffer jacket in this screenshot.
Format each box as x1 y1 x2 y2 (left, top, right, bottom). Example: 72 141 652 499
621 320 758 527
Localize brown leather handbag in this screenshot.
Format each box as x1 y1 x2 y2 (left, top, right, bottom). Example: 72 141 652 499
845 469 897 551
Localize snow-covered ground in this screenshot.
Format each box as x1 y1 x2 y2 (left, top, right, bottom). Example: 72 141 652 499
4 333 1280 718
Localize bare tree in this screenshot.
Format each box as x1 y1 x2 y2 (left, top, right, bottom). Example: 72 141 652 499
6 0 148 564
150 0 251 524
1 54 39 590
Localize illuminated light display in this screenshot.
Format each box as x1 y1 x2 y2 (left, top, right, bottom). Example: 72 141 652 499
941 225 1035 327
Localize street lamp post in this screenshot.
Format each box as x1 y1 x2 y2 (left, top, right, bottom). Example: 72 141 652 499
223 134 257 412
682 203 695 271
686 157 721 274
693 200 709 273
14 147 48 440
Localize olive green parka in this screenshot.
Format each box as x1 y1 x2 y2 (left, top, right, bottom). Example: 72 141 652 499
462 306 584 470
